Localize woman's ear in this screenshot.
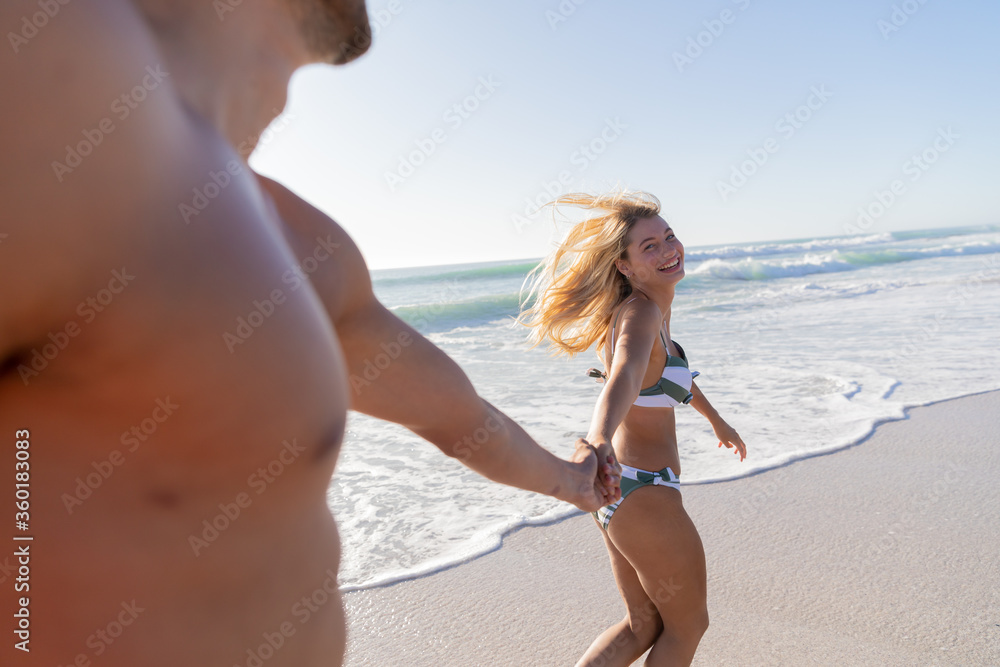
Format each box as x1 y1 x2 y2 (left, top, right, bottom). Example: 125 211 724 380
615 260 630 278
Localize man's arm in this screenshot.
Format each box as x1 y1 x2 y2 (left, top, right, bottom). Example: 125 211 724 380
258 177 619 510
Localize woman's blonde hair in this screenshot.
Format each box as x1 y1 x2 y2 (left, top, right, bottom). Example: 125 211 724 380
518 190 661 358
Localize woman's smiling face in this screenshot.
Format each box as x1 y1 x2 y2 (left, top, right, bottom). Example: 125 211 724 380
617 216 685 286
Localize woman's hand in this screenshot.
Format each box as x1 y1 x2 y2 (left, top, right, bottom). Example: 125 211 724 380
592 441 622 505
713 420 747 461
565 439 622 512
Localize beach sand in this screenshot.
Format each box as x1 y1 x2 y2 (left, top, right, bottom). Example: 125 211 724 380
343 391 1000 666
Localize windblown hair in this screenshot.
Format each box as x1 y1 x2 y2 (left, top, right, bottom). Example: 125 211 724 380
518 190 661 358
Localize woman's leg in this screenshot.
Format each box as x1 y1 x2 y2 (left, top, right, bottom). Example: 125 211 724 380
608 487 709 667
576 525 664 667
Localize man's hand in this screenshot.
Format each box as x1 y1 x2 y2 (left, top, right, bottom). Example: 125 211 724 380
565 439 621 512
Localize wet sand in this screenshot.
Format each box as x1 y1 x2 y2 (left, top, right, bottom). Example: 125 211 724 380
343 391 1000 666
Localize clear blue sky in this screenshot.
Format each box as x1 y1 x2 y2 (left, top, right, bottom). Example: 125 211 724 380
252 0 1000 270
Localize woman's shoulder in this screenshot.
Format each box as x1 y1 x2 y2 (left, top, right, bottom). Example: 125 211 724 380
616 293 662 319
613 294 663 337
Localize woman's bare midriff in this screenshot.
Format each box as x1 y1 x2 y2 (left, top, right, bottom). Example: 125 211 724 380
603 327 683 476
614 407 682 476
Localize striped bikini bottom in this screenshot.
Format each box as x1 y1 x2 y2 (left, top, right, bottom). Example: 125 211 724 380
594 464 681 531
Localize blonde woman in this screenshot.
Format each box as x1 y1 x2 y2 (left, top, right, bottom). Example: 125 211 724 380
520 191 747 666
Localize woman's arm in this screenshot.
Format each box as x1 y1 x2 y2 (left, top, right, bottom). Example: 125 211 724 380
689 380 747 461
586 299 663 446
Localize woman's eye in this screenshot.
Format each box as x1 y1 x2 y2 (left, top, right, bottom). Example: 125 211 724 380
666 234 675 241
645 244 655 251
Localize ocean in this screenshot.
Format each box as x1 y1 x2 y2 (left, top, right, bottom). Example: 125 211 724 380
331 225 1000 591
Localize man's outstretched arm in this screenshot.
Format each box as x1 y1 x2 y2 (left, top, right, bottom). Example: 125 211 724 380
259 177 619 511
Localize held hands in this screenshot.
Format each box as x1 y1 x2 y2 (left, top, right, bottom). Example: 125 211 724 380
566 439 622 512
713 420 747 462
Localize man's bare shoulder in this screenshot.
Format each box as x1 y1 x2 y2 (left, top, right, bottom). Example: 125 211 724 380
0 1 215 353
256 174 375 321
1 0 184 202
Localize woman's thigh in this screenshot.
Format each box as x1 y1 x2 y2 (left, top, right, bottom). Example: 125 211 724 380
599 526 663 640
606 486 707 627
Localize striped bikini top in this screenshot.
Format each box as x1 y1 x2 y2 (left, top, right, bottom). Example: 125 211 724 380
587 297 699 408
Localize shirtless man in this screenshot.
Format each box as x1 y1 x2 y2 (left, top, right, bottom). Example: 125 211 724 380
0 1 620 664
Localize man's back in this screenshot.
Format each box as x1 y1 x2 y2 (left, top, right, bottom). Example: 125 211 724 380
1 2 352 663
